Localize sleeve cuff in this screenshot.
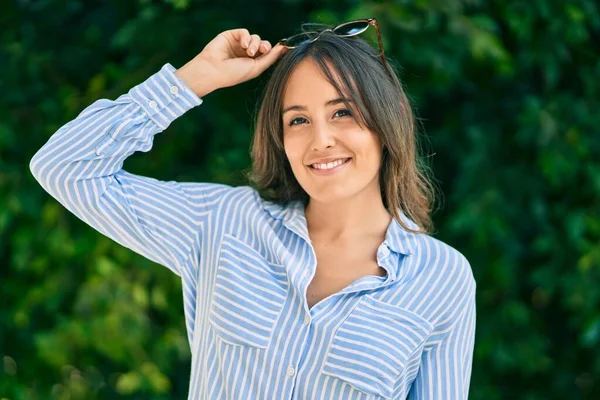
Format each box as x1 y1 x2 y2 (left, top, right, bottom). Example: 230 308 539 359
128 63 203 130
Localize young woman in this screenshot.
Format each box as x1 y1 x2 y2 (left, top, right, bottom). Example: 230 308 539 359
30 20 476 400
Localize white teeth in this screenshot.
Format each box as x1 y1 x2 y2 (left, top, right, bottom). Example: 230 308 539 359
312 158 348 170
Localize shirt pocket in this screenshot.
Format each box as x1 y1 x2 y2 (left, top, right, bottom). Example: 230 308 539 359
208 233 289 349
321 295 434 399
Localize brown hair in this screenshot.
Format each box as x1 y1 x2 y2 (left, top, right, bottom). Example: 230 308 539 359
248 30 437 234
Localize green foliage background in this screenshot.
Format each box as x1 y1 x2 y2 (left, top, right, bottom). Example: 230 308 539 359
1 0 599 398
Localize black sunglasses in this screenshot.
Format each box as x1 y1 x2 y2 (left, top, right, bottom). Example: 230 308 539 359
278 18 389 72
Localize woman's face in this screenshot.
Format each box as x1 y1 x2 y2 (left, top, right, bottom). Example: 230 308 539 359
282 59 382 204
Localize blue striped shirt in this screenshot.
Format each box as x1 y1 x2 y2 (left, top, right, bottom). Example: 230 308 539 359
30 63 477 399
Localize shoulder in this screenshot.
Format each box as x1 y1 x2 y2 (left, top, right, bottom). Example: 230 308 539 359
214 185 293 221
168 182 264 216
413 234 474 287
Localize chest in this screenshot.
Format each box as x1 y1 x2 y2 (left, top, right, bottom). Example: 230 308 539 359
305 241 387 309
206 232 431 399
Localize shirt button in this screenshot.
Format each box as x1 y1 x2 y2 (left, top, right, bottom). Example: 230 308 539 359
303 314 311 325
286 366 295 377
148 100 158 109
170 85 179 95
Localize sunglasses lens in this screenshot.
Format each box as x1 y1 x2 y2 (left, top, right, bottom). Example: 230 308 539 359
333 21 369 36
283 32 314 47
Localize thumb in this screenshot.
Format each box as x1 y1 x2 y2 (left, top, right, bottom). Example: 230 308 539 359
252 44 289 75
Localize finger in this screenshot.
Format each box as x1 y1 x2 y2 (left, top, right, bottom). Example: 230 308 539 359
253 43 289 74
258 40 272 54
230 28 251 49
247 34 262 57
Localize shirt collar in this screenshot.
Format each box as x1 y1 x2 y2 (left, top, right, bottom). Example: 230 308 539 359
264 199 418 256
383 213 418 256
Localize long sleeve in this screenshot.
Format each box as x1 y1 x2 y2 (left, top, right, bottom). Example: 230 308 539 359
408 281 477 399
29 63 232 280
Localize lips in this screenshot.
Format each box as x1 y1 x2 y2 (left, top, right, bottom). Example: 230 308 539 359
308 157 352 175
309 157 352 170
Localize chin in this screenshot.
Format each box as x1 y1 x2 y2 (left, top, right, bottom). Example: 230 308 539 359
304 186 357 205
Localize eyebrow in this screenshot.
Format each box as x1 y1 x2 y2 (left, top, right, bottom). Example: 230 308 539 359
282 98 353 115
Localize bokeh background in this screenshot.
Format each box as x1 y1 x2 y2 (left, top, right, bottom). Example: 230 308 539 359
1 0 599 399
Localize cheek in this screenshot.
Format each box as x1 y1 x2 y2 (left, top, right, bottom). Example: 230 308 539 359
354 134 382 164
283 137 304 168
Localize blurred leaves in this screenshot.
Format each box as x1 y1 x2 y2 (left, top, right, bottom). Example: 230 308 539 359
1 0 599 399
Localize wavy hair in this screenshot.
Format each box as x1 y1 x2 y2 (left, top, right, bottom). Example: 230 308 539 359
248 29 437 234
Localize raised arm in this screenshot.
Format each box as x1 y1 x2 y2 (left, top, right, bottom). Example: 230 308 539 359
29 64 225 277
29 29 288 279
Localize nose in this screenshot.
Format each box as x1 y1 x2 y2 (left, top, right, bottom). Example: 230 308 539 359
310 121 336 151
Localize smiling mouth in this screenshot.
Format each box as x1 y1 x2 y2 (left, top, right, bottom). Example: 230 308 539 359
309 157 352 170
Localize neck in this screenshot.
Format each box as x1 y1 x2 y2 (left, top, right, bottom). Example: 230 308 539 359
304 190 392 244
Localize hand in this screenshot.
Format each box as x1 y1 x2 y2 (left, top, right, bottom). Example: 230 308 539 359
175 28 288 97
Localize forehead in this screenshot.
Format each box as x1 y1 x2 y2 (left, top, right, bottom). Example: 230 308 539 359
283 59 344 104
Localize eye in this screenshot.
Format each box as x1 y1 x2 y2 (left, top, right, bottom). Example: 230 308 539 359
289 116 307 126
333 109 352 118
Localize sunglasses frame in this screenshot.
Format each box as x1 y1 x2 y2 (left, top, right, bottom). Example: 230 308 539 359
279 18 390 72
